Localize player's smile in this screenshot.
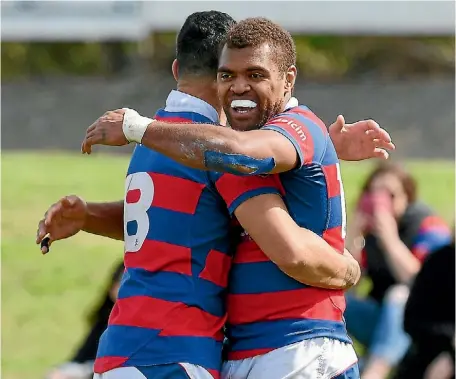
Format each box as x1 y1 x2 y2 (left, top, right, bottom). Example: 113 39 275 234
227 98 260 124
230 99 257 115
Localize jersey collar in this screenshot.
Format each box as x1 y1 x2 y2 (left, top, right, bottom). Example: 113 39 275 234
285 97 299 110
164 90 219 123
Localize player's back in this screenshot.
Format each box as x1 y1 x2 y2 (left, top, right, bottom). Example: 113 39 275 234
226 105 350 359
94 102 234 377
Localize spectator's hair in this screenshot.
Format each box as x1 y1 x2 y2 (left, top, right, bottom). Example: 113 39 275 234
223 17 296 74
176 11 236 76
362 162 417 203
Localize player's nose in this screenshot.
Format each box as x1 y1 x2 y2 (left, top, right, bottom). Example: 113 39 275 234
230 77 251 95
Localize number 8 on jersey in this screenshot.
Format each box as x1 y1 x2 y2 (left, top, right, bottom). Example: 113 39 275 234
124 172 154 253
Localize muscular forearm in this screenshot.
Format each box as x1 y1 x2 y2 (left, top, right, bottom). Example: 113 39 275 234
141 122 283 175
274 228 361 290
280 252 360 290
380 236 420 283
83 201 124 240
142 121 245 171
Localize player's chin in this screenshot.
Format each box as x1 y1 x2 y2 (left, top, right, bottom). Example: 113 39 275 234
227 108 261 131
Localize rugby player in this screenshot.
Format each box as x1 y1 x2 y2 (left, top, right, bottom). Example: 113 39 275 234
81 17 396 378
38 12 363 379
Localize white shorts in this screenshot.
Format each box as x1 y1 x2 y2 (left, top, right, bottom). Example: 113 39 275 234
46 361 94 379
221 338 359 379
93 363 215 379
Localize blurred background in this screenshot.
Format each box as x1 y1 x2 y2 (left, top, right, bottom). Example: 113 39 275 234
1 1 455 379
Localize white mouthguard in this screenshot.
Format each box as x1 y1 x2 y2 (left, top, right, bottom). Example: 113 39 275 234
231 100 257 108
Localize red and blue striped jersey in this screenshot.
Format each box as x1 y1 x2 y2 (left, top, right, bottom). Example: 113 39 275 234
225 105 350 360
94 90 281 377
409 215 451 261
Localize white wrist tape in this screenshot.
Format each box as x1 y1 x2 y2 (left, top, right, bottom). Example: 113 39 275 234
122 108 155 144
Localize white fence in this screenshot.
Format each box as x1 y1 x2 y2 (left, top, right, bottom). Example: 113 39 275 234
1 0 455 41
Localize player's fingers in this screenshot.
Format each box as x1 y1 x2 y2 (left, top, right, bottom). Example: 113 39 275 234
61 196 76 208
107 109 125 116
60 196 84 215
373 148 390 160
334 115 345 130
82 137 93 154
44 203 63 226
374 139 396 151
85 129 97 140
81 139 89 154
82 124 97 154
85 141 92 155
350 119 379 133
36 219 48 244
81 134 96 154
81 141 90 155
84 135 100 150
374 128 392 143
86 120 99 134
365 119 380 130
366 127 392 142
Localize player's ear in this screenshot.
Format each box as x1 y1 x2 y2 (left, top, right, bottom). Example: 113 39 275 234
172 59 179 82
285 65 297 92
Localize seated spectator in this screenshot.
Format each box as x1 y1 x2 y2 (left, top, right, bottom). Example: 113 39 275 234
344 162 451 379
45 261 124 379
393 239 455 379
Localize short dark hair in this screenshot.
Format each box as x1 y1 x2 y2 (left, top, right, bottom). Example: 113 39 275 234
362 162 417 203
176 11 236 76
223 17 296 74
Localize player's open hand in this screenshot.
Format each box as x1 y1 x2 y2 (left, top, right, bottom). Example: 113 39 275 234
81 109 128 154
36 195 88 254
329 115 395 161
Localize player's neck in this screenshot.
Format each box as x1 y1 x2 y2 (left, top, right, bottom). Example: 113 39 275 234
176 79 223 116
282 93 293 111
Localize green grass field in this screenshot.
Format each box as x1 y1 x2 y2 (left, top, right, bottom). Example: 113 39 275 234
2 152 454 379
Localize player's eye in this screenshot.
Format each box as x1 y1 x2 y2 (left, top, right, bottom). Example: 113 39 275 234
250 73 264 79
219 73 232 81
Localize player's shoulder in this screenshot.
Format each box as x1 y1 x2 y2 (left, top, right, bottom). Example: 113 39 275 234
284 105 321 118
264 105 328 138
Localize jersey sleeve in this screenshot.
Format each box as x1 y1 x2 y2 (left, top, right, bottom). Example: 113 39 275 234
261 107 328 167
208 171 283 215
411 216 452 262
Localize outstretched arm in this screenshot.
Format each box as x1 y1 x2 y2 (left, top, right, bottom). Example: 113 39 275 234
36 196 124 253
83 201 124 240
83 109 299 175
81 109 394 175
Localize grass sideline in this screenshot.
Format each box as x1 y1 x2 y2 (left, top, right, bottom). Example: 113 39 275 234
2 152 455 379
